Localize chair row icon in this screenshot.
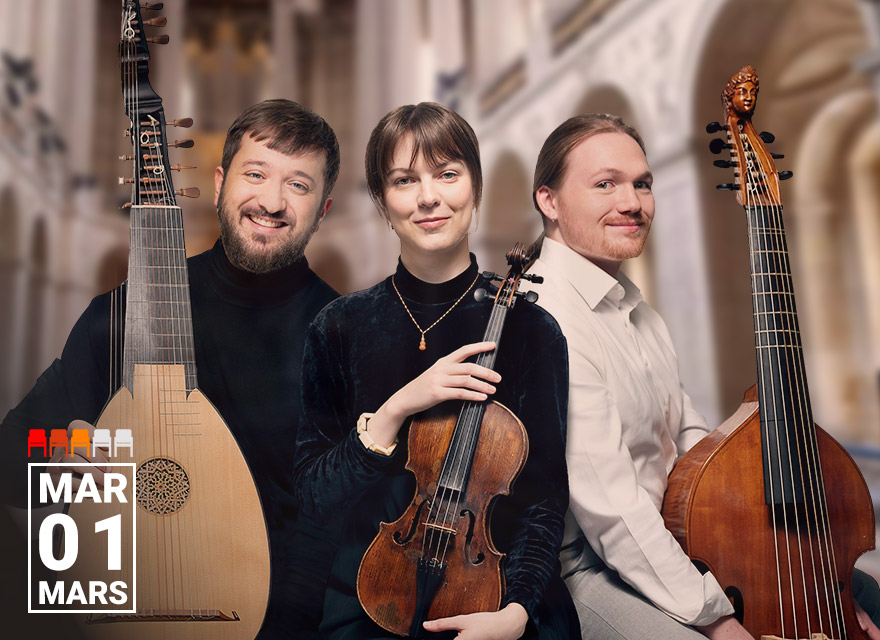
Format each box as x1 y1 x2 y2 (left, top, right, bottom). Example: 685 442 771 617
27 428 134 458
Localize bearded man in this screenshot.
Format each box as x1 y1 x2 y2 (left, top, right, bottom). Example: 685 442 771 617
0 99 340 639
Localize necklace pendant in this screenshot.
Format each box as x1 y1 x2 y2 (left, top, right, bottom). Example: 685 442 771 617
419 335 426 351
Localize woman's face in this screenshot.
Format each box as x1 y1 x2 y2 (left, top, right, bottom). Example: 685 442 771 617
383 135 474 260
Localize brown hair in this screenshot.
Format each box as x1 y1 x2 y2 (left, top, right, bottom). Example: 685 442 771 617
221 99 340 203
532 113 645 222
365 102 482 215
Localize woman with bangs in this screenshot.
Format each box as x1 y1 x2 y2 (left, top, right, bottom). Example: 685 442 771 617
294 102 576 639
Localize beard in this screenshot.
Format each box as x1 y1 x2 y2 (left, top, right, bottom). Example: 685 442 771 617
216 187 322 274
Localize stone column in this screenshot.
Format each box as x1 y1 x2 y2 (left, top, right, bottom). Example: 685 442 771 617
271 0 298 100
650 148 724 428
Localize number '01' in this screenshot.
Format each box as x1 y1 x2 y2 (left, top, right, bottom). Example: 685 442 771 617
39 514 122 571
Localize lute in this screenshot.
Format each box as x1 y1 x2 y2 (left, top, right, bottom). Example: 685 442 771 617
67 2 270 638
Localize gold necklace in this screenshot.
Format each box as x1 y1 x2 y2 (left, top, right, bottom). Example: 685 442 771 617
391 271 480 351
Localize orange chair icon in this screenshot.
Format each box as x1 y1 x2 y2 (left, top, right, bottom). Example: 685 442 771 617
27 429 47 457
49 429 69 457
70 428 91 458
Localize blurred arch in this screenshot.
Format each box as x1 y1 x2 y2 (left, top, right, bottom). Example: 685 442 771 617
480 150 536 276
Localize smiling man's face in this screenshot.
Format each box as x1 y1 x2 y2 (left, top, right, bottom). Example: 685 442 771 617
214 134 331 273
538 131 654 275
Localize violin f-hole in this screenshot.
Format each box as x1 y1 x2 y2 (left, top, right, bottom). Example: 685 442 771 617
393 498 430 545
460 509 485 565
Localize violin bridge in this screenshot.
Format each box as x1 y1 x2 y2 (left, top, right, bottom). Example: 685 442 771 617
424 523 457 536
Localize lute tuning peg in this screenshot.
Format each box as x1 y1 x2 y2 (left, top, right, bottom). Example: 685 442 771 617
169 118 193 128
176 188 200 198
170 139 194 148
170 164 196 171
144 17 167 27
143 2 164 9
147 35 170 45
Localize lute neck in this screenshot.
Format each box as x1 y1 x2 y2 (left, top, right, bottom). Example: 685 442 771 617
122 204 197 391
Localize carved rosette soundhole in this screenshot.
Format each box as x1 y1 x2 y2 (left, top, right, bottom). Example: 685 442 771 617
136 458 190 514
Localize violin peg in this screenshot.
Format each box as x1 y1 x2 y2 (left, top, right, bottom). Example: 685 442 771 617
144 17 167 27
143 2 164 9
523 290 539 303
170 164 196 171
473 288 487 302
170 139 194 148
706 122 729 134
169 117 193 128
759 131 775 143
175 187 200 198
778 171 793 180
147 35 170 45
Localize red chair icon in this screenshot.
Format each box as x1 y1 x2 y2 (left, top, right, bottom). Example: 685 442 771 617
70 428 91 458
27 429 47 457
49 429 69 457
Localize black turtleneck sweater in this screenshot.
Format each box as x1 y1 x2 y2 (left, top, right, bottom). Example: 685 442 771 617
0 241 338 639
294 256 578 639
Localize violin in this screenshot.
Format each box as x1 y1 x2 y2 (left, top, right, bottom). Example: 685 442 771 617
357 243 543 638
661 65 875 640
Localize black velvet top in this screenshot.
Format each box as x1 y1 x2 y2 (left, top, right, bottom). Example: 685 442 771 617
294 256 574 638
0 241 338 639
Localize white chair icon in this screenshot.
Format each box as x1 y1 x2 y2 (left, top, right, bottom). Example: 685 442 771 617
114 429 134 457
93 429 113 456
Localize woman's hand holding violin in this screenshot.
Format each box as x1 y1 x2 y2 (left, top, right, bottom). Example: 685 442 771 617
366 341 500 448
422 602 529 639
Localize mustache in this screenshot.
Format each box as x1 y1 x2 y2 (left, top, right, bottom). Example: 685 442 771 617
606 214 649 225
241 206 285 220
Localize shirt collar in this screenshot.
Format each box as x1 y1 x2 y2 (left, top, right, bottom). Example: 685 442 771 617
538 237 643 312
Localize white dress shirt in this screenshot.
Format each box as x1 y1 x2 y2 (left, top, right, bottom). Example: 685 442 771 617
530 237 734 627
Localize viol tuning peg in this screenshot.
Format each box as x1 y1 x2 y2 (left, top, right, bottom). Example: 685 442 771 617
759 131 775 143
706 122 729 134
709 139 733 154
778 171 793 180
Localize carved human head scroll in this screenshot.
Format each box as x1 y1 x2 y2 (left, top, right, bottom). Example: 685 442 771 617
723 65 760 116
